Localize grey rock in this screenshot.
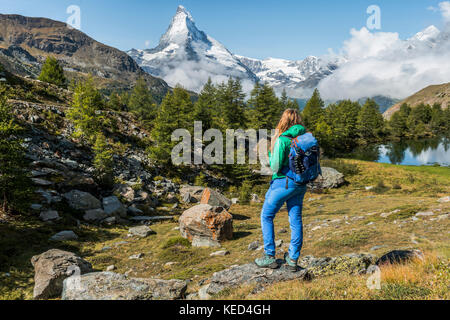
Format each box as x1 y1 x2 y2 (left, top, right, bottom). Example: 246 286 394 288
308 167 345 190
83 209 108 222
128 225 155 238
205 263 311 296
248 241 260 251
376 250 424 266
127 205 143 216
32 178 54 186
210 250 230 257
39 210 59 222
62 272 187 300
106 265 115 271
180 185 204 202
251 194 261 203
63 190 101 211
31 249 93 299
192 237 221 248
278 228 288 234
50 231 78 241
275 239 283 248
129 253 144 260
103 196 126 218
231 198 239 204
129 216 173 223
198 284 211 300
200 188 232 210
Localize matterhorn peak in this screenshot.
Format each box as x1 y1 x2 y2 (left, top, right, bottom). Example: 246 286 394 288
175 5 194 21
158 5 204 46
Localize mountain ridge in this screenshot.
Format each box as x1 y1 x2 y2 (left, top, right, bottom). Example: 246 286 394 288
0 13 170 100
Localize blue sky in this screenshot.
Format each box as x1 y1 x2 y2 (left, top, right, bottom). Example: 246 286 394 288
0 0 446 60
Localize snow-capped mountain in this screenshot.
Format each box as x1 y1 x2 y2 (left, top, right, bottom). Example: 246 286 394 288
127 6 257 93
406 25 441 50
128 5 338 96
236 55 340 96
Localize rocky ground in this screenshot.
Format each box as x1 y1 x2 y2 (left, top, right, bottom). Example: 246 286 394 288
0 100 449 300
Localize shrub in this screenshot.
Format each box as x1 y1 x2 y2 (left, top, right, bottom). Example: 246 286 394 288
239 181 252 204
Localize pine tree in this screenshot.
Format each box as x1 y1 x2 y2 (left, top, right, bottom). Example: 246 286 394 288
128 77 156 122
357 98 384 140
193 78 215 131
389 103 410 137
325 100 361 151
247 82 281 130
302 89 325 131
67 75 104 140
216 78 246 130
406 103 432 137
149 86 193 164
93 132 114 186
38 56 67 88
0 87 31 213
430 103 445 133
107 91 123 111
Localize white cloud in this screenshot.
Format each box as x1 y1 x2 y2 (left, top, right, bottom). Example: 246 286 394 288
317 23 450 100
439 1 450 22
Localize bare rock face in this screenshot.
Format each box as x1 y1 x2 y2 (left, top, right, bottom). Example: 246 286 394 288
31 249 93 299
179 204 233 245
61 272 187 300
200 188 232 209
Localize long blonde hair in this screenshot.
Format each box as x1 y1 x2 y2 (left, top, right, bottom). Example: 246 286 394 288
270 109 303 152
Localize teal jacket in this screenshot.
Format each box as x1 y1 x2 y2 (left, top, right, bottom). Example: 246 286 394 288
268 125 306 180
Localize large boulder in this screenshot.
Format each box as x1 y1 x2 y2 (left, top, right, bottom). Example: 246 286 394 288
299 253 376 277
31 249 93 299
180 185 205 203
179 204 233 246
200 188 232 209
376 250 424 266
63 190 101 211
203 263 311 298
61 272 187 300
103 196 127 217
308 167 345 190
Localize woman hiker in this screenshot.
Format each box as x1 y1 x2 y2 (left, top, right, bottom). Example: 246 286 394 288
255 109 308 272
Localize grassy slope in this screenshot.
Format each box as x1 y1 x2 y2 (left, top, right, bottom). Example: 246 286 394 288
0 159 449 300
383 82 450 119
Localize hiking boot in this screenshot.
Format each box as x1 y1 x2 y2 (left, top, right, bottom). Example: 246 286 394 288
284 252 298 272
254 255 278 269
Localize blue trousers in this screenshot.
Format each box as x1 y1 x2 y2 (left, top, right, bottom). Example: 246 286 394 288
261 178 307 261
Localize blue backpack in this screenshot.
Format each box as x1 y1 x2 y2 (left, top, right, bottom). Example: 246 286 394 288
284 133 322 185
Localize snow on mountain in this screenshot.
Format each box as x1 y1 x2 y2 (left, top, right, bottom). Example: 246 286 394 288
127 6 257 93
127 5 340 97
236 55 340 97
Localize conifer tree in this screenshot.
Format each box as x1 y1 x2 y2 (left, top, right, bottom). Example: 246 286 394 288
247 82 282 130
67 75 104 140
38 56 67 88
357 98 384 140
93 132 114 186
389 103 411 137
193 78 215 130
216 78 246 130
128 77 156 122
150 86 193 163
302 89 325 131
